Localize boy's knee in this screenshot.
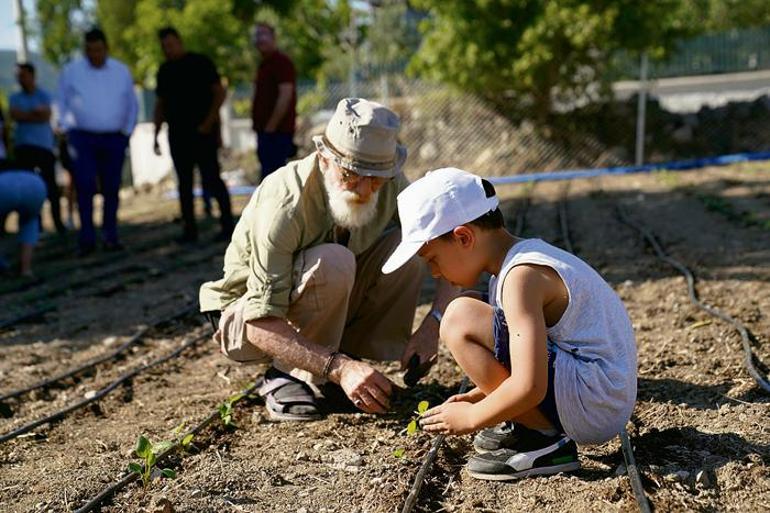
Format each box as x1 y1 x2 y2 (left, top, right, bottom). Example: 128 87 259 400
440 296 478 347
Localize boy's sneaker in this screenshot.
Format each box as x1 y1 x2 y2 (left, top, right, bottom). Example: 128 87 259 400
467 433 580 481
473 421 521 453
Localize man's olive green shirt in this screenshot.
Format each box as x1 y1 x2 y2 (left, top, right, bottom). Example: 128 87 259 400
199 153 409 321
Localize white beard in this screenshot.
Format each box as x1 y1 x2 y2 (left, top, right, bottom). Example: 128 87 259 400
323 167 380 229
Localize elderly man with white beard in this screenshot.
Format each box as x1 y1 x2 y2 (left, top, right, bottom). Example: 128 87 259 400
199 98 456 420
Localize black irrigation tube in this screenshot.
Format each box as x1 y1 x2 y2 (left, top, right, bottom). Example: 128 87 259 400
0 331 210 444
0 247 220 332
0 305 197 404
557 191 652 513
0 226 179 296
73 381 259 513
0 217 221 297
616 205 770 393
401 378 469 513
620 428 652 513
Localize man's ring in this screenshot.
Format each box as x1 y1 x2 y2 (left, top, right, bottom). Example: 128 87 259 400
354 399 363 406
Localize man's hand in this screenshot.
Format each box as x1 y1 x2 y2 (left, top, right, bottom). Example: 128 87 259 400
399 321 438 372
337 359 395 414
420 401 478 435
198 118 215 135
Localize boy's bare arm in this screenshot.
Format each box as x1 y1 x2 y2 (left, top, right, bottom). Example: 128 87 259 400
421 266 551 434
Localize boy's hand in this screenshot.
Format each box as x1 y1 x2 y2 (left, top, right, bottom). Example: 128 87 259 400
420 401 477 435
445 388 485 404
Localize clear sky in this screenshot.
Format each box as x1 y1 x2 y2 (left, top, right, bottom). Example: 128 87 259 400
0 0 38 52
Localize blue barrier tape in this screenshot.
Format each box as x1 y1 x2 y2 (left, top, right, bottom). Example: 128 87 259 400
487 150 770 185
165 150 770 199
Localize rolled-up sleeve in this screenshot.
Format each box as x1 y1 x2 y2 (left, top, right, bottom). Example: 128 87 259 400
242 197 302 322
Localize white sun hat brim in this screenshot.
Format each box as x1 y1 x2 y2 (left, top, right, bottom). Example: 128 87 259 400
381 239 424 275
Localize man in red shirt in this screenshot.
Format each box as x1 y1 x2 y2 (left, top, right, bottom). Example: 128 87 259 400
251 23 297 180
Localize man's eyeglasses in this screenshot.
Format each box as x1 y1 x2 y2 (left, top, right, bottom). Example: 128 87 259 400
339 167 389 187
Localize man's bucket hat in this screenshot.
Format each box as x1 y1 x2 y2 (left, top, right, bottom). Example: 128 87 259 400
313 98 407 178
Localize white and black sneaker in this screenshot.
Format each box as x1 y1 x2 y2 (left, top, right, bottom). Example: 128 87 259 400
467 432 580 481
473 421 523 453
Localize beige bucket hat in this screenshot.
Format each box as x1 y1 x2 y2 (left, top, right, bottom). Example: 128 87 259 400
313 98 407 178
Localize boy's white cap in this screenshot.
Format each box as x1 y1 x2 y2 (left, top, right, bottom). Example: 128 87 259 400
382 167 499 274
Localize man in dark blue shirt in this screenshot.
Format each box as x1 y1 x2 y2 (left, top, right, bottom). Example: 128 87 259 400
153 26 234 243
10 63 64 234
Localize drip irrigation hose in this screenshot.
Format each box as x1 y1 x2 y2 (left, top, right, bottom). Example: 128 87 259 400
619 429 652 513
616 205 770 393
400 377 469 513
0 247 218 331
73 381 259 513
0 332 209 444
0 305 197 404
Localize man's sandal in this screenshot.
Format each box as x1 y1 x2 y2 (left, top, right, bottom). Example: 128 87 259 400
257 367 322 422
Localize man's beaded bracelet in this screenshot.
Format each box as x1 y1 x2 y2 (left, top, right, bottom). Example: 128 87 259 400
322 351 342 378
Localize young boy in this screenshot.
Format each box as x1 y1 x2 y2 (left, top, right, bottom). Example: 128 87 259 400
382 168 637 480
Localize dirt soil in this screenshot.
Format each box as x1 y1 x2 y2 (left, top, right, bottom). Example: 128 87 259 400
0 163 768 512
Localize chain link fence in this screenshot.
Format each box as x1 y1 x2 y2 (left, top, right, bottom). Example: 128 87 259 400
286 76 770 182
220 25 770 182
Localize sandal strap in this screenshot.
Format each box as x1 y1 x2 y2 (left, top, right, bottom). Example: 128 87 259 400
258 374 311 396
264 394 317 414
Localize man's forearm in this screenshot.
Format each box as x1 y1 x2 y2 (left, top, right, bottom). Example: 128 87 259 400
153 100 165 137
203 83 226 127
10 108 33 122
246 316 342 380
266 86 292 130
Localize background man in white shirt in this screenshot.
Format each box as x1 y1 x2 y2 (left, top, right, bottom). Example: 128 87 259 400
57 27 138 256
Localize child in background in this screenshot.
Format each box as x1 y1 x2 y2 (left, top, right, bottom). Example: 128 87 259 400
382 168 637 480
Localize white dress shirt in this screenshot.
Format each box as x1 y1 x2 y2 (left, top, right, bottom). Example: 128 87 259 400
57 57 138 135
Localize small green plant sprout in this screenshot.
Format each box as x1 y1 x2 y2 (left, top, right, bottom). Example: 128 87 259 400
394 400 430 459
128 435 176 489
219 391 245 428
172 421 195 451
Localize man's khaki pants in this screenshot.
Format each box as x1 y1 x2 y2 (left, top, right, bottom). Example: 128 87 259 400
214 229 425 382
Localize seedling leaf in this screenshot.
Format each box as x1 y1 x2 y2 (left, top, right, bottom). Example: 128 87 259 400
147 452 156 468
417 401 429 415
407 419 418 435
181 434 194 446
227 392 245 403
152 441 174 454
160 468 176 479
393 448 405 458
128 462 143 474
135 436 151 458
172 421 186 435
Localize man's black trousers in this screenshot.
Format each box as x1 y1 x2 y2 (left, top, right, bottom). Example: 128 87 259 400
168 130 233 237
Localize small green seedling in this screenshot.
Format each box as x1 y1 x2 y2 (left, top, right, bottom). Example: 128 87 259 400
394 400 430 459
172 421 195 451
219 392 245 428
128 435 176 489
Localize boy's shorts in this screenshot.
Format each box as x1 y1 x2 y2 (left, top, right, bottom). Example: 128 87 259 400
492 306 564 433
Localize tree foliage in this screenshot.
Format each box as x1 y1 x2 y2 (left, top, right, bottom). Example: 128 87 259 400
409 0 703 119
35 0 90 67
